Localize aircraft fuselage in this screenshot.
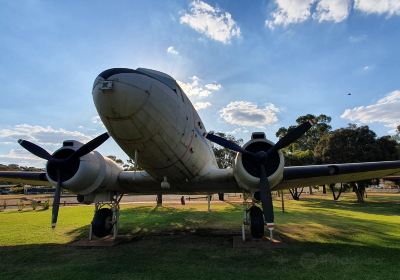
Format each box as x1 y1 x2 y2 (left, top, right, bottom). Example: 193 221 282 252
92 68 218 184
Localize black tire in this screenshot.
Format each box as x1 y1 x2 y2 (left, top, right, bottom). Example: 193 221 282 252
249 205 264 239
92 208 113 238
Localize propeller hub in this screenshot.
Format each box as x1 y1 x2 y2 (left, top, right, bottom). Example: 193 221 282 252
46 148 80 182
242 141 280 179
255 151 268 162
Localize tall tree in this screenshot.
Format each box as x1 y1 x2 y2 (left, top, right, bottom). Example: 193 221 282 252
212 132 243 168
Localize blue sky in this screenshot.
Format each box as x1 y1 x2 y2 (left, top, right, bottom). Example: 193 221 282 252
1 0 400 167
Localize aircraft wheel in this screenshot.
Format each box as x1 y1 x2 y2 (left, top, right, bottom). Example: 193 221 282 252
92 208 113 238
249 205 264 239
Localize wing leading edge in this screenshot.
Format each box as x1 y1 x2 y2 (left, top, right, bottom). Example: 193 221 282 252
276 160 400 190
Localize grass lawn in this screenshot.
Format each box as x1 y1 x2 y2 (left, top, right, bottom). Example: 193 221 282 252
0 193 399 280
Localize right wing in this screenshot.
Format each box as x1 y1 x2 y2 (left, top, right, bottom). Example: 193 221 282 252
276 161 400 190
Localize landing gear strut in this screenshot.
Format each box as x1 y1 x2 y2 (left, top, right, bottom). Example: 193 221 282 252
89 193 123 240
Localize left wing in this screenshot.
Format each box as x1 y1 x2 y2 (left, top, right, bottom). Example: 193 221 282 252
0 171 50 186
275 160 400 190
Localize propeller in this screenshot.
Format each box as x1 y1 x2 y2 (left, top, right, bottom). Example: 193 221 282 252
206 120 315 226
18 132 110 228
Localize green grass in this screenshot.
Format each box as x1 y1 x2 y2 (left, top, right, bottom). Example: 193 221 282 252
1 193 400 280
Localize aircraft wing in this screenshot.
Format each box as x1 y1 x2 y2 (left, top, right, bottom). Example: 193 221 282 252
275 161 400 190
0 171 51 186
1 160 399 192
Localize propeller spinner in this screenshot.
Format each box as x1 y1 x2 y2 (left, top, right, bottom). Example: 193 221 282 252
18 132 110 228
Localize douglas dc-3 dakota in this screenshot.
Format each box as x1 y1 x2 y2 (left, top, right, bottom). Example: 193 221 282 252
1 68 400 240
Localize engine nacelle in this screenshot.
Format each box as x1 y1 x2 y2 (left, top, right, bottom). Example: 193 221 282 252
46 141 122 195
233 133 284 192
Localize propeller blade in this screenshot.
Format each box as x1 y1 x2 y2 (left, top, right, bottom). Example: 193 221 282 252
272 119 316 151
72 132 109 159
259 164 274 224
51 171 62 229
206 133 255 157
18 139 52 161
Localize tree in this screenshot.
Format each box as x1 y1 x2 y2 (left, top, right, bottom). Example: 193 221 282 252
106 155 140 171
314 124 400 202
124 158 140 171
376 136 399 161
212 132 243 168
391 125 400 142
391 125 400 157
284 149 314 166
276 114 332 152
314 124 381 164
0 164 43 172
106 155 124 165
276 114 332 166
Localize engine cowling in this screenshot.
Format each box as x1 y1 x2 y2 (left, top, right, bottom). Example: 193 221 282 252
46 141 122 195
233 135 284 192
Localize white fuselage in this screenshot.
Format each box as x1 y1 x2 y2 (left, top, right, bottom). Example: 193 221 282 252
92 68 219 184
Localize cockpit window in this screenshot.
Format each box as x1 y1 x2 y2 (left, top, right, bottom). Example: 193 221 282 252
136 68 177 93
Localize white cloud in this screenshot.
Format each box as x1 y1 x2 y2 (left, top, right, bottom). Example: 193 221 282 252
0 124 92 147
348 34 367 43
193 102 211 110
314 0 350 22
180 0 241 44
341 90 400 133
0 124 96 167
167 46 179 55
177 76 221 99
220 101 280 128
354 0 400 16
205 83 221 91
266 0 399 28
266 0 316 29
0 148 46 167
91 115 105 127
362 65 373 71
226 127 249 135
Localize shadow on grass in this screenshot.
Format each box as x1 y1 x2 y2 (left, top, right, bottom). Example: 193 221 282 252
1 237 399 280
298 196 400 216
66 203 244 240
62 201 400 251
2 200 400 279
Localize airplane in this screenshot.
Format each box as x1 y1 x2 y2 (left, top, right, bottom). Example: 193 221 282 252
1 67 400 241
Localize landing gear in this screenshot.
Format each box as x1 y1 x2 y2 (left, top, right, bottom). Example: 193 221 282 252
242 193 274 241
92 208 113 237
89 193 123 240
249 205 264 239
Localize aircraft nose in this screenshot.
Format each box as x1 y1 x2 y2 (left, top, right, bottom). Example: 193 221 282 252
92 68 151 119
